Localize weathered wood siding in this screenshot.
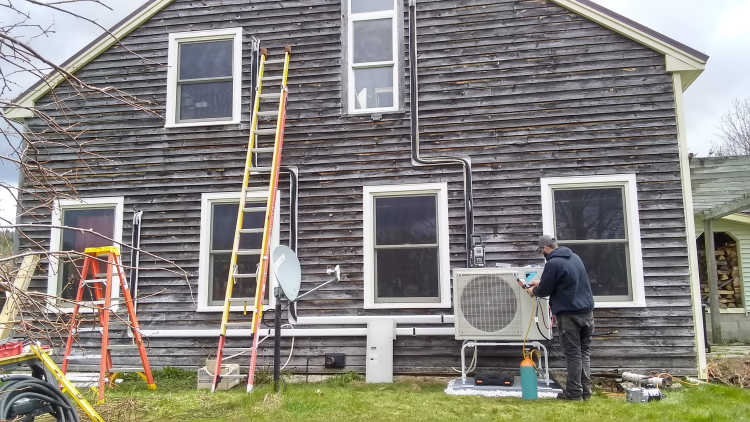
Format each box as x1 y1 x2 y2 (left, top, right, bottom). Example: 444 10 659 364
19 0 698 375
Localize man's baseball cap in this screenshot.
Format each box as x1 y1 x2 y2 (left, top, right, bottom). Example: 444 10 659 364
537 235 557 249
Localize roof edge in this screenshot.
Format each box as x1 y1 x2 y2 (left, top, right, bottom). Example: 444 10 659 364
550 0 708 67
4 0 173 121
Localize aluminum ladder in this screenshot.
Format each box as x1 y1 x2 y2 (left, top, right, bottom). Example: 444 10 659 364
211 46 292 393
61 246 155 404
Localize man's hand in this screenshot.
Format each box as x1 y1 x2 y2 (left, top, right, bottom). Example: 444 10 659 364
528 280 540 288
525 286 535 298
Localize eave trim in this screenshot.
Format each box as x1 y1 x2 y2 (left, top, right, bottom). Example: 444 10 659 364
3 0 174 121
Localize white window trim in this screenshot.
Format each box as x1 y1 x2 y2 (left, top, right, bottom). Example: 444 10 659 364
347 0 399 114
197 191 280 312
540 174 646 308
363 183 451 309
48 196 124 312
165 28 243 128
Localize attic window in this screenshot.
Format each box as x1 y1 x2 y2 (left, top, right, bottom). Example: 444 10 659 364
166 28 242 127
346 0 399 113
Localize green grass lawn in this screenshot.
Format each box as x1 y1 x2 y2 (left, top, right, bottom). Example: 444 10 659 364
83 371 750 422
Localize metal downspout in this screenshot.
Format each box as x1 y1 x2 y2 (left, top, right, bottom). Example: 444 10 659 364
408 0 475 267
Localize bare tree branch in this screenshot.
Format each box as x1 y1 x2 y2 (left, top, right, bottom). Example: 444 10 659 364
710 98 750 156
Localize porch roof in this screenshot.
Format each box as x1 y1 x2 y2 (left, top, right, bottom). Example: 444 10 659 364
691 156 750 220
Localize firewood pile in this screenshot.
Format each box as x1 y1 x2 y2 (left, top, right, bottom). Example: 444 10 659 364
698 243 743 309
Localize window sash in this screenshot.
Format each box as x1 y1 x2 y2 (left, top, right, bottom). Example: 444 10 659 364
372 193 440 302
166 28 242 127
541 175 645 307
347 0 398 113
207 199 265 305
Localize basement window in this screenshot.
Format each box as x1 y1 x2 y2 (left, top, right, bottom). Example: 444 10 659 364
541 174 646 307
48 197 124 306
166 28 242 127
346 0 399 113
363 183 451 309
197 191 278 312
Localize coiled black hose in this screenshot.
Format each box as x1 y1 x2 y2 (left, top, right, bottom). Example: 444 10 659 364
0 374 80 422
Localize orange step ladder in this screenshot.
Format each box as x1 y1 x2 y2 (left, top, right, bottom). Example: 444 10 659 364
61 246 155 403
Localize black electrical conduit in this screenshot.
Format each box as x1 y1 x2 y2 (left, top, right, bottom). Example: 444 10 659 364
409 0 475 267
0 375 80 422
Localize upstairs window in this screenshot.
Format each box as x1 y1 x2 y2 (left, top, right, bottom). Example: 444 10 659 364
347 0 398 113
166 28 242 127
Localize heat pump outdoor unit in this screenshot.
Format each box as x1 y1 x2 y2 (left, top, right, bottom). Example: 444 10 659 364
453 268 551 341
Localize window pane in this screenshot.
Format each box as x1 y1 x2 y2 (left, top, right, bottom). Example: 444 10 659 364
554 188 626 240
59 208 115 300
352 0 393 13
210 253 259 303
353 19 393 63
178 81 233 121
178 40 233 80
375 195 436 245
211 203 264 251
566 243 631 298
376 248 439 299
353 67 394 109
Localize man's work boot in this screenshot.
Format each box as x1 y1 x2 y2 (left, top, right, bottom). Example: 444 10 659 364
557 392 583 401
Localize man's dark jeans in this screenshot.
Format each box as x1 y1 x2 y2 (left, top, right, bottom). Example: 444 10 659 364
557 312 595 399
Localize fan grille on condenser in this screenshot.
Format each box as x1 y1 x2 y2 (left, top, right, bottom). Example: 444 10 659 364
459 273 519 333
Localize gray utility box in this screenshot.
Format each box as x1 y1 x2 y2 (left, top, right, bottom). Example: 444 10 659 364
366 319 396 383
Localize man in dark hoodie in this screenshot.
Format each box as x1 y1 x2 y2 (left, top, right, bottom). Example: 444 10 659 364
525 235 595 401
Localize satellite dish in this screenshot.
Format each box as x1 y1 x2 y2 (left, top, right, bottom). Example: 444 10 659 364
271 245 301 301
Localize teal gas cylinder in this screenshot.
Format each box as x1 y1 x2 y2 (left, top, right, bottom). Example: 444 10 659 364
520 357 538 400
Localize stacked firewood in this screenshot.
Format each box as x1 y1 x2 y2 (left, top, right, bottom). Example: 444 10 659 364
698 243 743 309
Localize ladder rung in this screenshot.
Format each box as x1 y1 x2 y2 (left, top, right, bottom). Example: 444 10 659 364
76 300 120 306
107 344 139 350
261 76 283 81
239 228 265 234
66 355 102 360
243 206 268 213
73 327 103 333
232 274 257 279
259 93 280 101
264 59 286 64
95 273 110 278
224 322 254 329
108 367 145 373
222 348 254 353
82 279 107 285
248 166 273 173
235 249 262 256
250 147 275 154
254 129 277 136
256 111 278 117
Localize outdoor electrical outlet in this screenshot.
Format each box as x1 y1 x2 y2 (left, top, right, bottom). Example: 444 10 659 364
324 353 346 368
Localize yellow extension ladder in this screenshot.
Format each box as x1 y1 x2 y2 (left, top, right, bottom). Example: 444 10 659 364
211 46 292 393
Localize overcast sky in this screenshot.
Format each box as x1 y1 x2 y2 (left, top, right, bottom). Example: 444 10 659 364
1 0 749 219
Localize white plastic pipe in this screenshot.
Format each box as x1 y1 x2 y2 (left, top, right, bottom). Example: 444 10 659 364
139 326 455 338
294 315 454 325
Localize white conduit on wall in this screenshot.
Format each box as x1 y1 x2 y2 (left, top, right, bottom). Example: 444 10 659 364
140 326 455 338
140 315 456 337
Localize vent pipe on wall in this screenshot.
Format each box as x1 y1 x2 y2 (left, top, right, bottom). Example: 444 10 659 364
408 0 475 267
